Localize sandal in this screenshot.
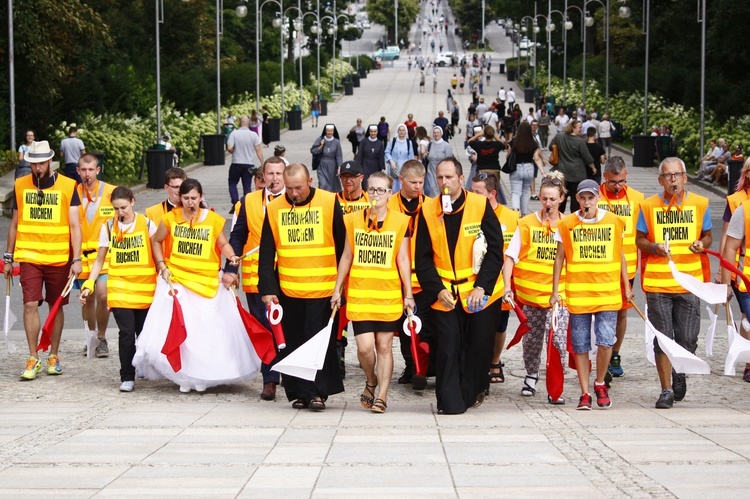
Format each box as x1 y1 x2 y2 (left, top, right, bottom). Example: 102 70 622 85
360 382 377 409
309 397 326 411
292 399 308 409
473 391 486 408
521 374 538 397
371 398 387 414
489 362 505 383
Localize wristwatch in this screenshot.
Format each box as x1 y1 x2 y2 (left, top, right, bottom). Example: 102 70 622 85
3 252 13 264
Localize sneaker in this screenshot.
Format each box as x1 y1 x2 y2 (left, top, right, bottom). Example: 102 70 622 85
20 356 42 380
577 393 592 410
655 388 674 409
609 354 624 377
594 383 612 409
95 338 109 358
119 381 135 392
672 372 687 401
46 355 63 375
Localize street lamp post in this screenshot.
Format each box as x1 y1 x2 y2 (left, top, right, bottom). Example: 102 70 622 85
8 0 15 150
156 0 164 139
643 0 650 134
215 0 223 134
394 0 398 48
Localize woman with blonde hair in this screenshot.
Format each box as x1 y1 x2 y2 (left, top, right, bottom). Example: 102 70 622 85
502 171 569 403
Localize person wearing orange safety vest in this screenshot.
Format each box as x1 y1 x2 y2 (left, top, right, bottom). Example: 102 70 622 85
503 172 569 403
80 186 157 392
3 140 82 380
140 179 258 393
597 156 644 379
471 171 518 385
259 164 346 411
76 154 115 358
415 157 504 414
635 158 712 409
334 160 370 379
223 157 286 401
721 186 750 382
551 179 630 411
331 171 415 414
387 159 433 390
144 167 187 228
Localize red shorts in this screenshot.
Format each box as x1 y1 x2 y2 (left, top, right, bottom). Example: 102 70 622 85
19 262 72 306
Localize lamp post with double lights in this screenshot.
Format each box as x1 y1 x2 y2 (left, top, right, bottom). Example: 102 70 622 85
545 0 566 106
520 16 534 75
563 5 585 108
320 11 351 94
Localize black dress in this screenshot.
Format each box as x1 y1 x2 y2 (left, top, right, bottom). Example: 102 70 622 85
262 111 271 146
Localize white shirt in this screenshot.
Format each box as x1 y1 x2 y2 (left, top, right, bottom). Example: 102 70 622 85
498 89 506 100
554 114 570 132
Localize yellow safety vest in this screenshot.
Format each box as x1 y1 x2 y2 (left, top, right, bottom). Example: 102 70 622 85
267 189 338 299
344 209 410 322
163 208 224 298
512 213 566 308
640 192 710 294
557 211 624 314
14 173 77 266
106 214 157 309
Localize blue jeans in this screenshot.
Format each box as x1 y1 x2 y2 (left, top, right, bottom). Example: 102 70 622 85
509 162 534 215
570 311 617 354
228 163 255 204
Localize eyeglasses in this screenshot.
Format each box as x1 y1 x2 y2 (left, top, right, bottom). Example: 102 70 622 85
167 184 182 189
366 187 391 196
659 172 685 180
606 179 627 187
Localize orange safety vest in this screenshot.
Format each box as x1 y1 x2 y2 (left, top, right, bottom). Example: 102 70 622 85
267 189 338 299
344 209 410 322
494 204 519 311
512 213 566 308
557 211 625 314
598 185 644 280
239 190 282 293
387 192 428 294
145 200 174 228
14 173 77 266
640 192 710 294
78 182 115 279
422 191 503 312
106 214 157 309
727 188 750 214
737 199 750 292
162 208 224 298
337 191 370 214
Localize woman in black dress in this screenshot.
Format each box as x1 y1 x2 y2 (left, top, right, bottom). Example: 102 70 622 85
261 106 271 147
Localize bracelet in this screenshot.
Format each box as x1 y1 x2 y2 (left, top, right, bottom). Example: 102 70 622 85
155 260 165 265
71 258 81 263
3 252 13 264
405 296 414 299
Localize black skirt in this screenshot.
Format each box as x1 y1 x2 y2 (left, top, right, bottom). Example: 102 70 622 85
353 319 401 335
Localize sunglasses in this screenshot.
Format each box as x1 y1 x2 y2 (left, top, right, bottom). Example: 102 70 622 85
473 172 497 182
541 176 563 186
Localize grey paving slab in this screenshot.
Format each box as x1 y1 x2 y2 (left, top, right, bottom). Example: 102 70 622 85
1 3 750 497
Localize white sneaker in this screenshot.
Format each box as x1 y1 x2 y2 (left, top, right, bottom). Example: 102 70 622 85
119 381 135 392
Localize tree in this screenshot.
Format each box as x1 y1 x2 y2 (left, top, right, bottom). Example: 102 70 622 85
365 0 420 45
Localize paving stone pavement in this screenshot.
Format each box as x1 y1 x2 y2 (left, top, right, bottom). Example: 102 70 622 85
1 7 750 498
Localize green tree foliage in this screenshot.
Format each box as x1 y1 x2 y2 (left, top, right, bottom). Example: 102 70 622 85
365 0 420 44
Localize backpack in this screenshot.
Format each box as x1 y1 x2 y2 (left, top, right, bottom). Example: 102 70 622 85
390 137 419 157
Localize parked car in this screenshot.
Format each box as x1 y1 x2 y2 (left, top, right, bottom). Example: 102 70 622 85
519 37 542 50
372 46 400 60
360 19 371 29
435 52 454 67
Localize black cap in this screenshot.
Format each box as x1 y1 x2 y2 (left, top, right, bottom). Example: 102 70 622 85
339 160 364 176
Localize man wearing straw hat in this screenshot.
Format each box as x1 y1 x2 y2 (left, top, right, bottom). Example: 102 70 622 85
3 141 82 380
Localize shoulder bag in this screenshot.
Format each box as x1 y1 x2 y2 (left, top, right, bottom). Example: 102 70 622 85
549 143 559 166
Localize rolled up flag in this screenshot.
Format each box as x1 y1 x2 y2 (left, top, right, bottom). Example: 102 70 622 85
267 302 287 350
505 297 530 349
37 275 75 352
161 281 187 372
232 288 276 365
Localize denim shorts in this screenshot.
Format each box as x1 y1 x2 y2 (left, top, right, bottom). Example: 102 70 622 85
569 311 617 353
732 286 750 318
